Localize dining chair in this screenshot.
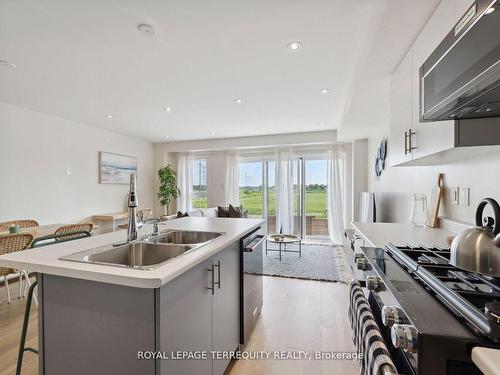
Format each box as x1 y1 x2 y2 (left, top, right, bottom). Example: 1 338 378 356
0 233 34 303
0 220 39 232
54 223 94 240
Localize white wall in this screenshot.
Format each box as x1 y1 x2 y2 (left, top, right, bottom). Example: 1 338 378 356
0 102 155 224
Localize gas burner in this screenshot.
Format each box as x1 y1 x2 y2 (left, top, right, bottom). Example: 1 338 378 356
385 243 500 340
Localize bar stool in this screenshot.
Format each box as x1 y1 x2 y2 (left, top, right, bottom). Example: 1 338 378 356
16 230 92 375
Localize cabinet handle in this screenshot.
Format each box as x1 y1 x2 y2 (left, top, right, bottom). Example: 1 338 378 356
404 130 409 154
404 129 416 155
208 264 215 295
214 260 221 289
408 128 416 152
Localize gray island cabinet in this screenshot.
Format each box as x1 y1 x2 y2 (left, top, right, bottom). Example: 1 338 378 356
39 241 240 375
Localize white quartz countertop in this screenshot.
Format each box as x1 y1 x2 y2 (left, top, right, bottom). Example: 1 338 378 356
472 347 500 375
351 222 457 248
0 217 265 289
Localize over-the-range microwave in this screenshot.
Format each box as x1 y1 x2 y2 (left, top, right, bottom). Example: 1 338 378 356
420 0 500 122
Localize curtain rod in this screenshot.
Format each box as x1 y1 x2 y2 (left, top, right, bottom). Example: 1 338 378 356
177 141 348 154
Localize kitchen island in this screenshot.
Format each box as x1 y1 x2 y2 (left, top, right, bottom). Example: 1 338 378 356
0 217 264 375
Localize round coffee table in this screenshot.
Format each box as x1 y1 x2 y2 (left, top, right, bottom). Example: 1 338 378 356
265 234 302 261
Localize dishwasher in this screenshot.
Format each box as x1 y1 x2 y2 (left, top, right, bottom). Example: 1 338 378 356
239 227 265 346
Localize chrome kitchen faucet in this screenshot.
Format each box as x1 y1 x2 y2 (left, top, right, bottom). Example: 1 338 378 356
127 173 138 242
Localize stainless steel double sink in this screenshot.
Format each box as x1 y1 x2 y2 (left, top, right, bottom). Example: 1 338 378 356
60 230 222 270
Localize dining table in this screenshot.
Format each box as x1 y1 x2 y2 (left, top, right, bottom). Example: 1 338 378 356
0 223 108 239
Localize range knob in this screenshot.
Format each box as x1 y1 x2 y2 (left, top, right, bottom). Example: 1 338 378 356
381 306 408 326
356 257 369 270
354 253 364 261
391 324 418 353
365 276 382 291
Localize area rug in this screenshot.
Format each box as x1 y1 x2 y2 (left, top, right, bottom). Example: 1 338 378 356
246 242 353 283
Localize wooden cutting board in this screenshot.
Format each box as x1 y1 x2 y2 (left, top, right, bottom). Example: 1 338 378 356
428 173 444 228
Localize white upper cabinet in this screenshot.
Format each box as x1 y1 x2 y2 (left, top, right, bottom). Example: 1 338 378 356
389 0 500 166
411 0 456 161
389 50 413 166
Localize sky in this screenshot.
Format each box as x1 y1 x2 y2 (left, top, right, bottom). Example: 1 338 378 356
238 160 328 187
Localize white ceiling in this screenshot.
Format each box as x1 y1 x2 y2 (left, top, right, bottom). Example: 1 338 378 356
0 0 439 143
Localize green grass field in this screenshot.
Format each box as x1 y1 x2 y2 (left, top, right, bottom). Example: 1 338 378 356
239 189 327 218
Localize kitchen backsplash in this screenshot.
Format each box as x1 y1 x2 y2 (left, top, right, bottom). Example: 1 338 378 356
368 137 500 226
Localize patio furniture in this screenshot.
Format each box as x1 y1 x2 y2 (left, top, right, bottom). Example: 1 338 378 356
0 233 34 303
265 233 302 261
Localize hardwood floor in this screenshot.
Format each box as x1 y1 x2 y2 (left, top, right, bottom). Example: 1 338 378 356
0 277 358 375
230 277 359 375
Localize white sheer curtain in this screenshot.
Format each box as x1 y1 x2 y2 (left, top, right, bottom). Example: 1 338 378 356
177 152 192 213
225 151 240 206
327 145 346 244
275 147 294 234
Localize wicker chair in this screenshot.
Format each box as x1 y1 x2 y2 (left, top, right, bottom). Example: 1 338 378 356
0 220 39 232
54 223 94 240
0 233 34 303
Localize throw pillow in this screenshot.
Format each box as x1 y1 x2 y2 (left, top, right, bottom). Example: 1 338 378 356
217 206 230 218
229 204 245 218
176 211 189 218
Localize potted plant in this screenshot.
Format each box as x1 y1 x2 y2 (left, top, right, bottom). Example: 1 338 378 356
157 164 181 215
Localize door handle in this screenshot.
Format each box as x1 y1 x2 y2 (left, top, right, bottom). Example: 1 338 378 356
214 260 221 289
207 264 215 295
243 235 265 252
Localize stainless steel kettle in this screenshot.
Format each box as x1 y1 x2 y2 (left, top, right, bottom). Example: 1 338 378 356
450 198 500 277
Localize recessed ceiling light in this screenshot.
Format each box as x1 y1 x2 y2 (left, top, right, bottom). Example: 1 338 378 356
261 127 267 131
287 42 302 51
234 98 243 104
211 131 216 135
137 23 156 35
165 135 170 139
320 88 331 94
164 107 172 112
105 114 113 119
320 122 326 127
486 7 495 14
0 60 16 69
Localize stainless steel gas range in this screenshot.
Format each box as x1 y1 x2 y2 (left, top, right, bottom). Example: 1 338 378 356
356 244 500 375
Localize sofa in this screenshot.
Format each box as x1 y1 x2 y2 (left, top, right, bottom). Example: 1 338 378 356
161 206 248 221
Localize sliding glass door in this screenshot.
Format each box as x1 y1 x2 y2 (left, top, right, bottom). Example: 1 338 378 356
238 160 277 233
304 159 328 237
238 156 329 239
239 161 264 218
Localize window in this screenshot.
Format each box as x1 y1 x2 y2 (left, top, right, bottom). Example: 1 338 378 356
192 159 208 209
